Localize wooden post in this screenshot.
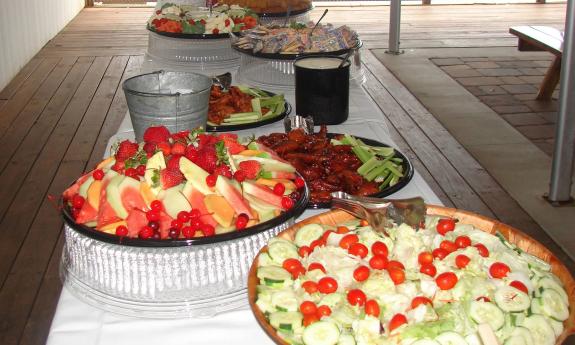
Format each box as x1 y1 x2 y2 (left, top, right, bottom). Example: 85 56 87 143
536 0 546 3
423 0 431 4
86 0 94 7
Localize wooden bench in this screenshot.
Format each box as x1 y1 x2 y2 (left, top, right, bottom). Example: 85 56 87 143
509 25 564 100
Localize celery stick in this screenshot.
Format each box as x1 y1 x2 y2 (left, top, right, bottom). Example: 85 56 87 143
370 146 395 157
357 157 381 176
365 163 389 182
389 174 400 186
383 161 404 177
391 157 404 164
251 98 262 115
330 139 344 146
375 170 391 183
380 172 395 189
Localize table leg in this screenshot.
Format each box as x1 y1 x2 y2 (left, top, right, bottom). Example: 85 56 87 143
536 55 561 101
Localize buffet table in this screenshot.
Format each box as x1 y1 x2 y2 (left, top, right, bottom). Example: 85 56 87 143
47 78 443 345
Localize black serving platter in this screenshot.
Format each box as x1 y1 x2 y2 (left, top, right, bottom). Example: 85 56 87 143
207 102 291 132
303 134 413 209
256 6 313 18
61 179 309 247
231 40 361 61
147 25 231 39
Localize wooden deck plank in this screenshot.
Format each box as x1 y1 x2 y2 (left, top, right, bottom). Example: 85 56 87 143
362 50 496 216
0 58 44 100
0 56 111 289
0 58 61 138
0 57 91 174
0 57 127 345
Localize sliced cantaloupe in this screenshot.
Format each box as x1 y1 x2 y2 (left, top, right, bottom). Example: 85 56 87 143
204 194 235 228
87 180 102 211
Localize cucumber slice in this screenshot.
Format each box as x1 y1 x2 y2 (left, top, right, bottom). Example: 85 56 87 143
272 290 299 312
509 326 534 345
537 277 568 305
411 340 440 345
494 286 531 312
336 333 355 345
435 331 468 345
294 224 325 247
541 288 569 321
530 297 543 315
464 333 481 345
268 241 299 264
302 321 340 345
504 335 527 345
278 331 304 345
522 315 555 345
258 266 292 284
258 252 275 267
320 293 345 310
548 318 564 337
468 301 505 330
269 311 303 333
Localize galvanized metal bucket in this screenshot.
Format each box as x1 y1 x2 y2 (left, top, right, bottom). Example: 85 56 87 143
123 70 212 141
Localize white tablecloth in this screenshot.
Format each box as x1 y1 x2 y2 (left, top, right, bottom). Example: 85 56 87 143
47 79 443 345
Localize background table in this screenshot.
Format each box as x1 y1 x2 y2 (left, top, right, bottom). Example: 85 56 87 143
47 79 443 345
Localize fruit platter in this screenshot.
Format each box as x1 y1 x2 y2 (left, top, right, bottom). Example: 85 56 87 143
232 23 360 59
59 126 309 317
147 3 258 38
207 84 290 131
219 0 313 16
248 208 575 345
257 126 413 207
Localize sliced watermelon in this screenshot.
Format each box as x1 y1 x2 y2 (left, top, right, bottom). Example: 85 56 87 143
97 180 121 228
159 211 173 239
76 201 98 224
126 208 148 238
120 184 147 213
183 187 218 228
63 173 91 201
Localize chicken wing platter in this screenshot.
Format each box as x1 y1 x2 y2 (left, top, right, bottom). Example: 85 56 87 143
232 23 360 58
207 85 290 131
257 126 413 207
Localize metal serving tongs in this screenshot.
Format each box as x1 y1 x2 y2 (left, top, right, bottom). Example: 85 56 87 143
330 192 427 233
212 72 232 91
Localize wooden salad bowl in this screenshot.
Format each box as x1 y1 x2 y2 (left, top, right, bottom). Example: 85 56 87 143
247 206 575 345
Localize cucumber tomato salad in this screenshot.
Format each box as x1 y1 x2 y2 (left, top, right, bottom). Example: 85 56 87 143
255 216 570 345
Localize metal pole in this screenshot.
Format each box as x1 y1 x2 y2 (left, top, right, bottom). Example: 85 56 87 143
548 0 575 203
386 0 403 55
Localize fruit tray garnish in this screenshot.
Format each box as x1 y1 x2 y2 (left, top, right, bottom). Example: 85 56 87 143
147 3 258 36
62 126 307 241
257 126 413 207
208 84 287 128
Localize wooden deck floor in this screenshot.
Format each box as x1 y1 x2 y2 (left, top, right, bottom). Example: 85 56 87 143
0 3 569 345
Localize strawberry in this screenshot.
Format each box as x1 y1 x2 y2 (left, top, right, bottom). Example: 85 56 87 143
213 164 232 179
171 130 190 142
143 126 170 144
143 142 156 155
195 146 218 173
217 133 238 141
197 134 217 149
221 138 245 154
116 140 139 162
159 168 184 189
157 141 171 156
184 145 198 162
171 142 186 156
167 155 182 170
238 160 261 180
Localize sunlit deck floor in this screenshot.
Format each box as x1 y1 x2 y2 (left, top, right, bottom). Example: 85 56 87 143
0 3 571 345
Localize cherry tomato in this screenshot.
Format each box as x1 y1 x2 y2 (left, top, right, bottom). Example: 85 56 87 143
303 313 319 326
336 226 349 234
308 262 326 273
321 230 334 242
432 248 449 260
369 255 388 270
291 266 306 279
371 241 389 257
436 218 456 235
389 314 408 332
476 296 491 302
316 305 332 317
302 281 318 294
299 301 317 315
474 243 490 257
365 299 380 317
388 268 406 285
455 254 471 269
436 272 458 290
419 263 437 277
298 246 311 257
310 238 325 250
317 277 338 294
410 296 433 309
418 251 434 265
347 289 367 306
489 262 510 279
348 243 369 258
387 260 405 271
440 240 458 253
282 258 302 273
339 234 359 249
455 235 471 248
509 280 529 294
353 265 370 282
